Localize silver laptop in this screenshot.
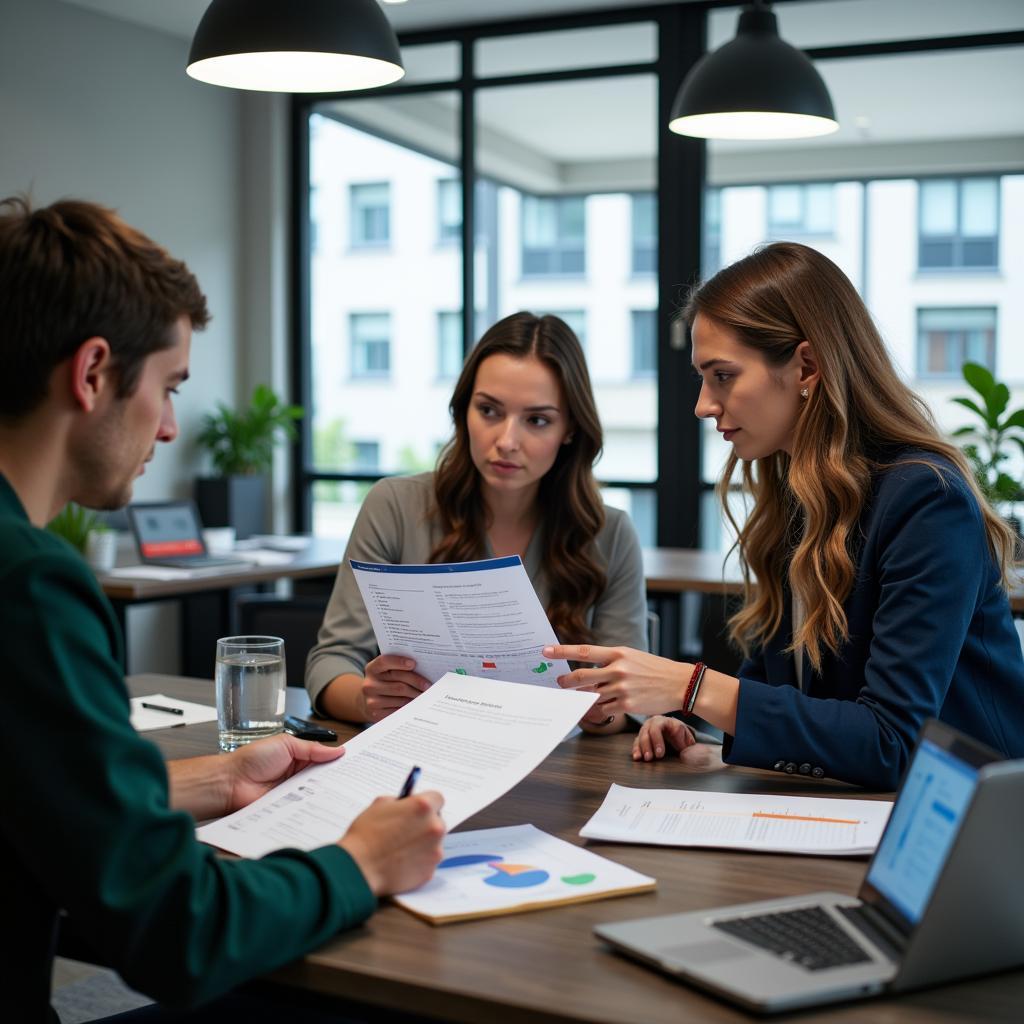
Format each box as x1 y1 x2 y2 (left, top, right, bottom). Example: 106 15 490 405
595 720 1024 1013
127 500 247 569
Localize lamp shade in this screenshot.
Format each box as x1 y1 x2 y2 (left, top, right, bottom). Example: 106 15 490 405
187 0 405 93
670 4 837 140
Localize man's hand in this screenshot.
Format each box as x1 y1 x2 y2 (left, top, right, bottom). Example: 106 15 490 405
359 654 432 723
225 733 345 813
340 792 446 896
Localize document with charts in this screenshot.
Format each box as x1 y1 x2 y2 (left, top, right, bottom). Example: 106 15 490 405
196 673 597 859
394 824 655 924
580 784 893 856
350 555 571 687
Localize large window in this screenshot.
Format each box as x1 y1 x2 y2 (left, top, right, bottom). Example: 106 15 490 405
521 196 586 277
917 307 997 378
919 178 999 270
349 182 390 248
297 3 1024 567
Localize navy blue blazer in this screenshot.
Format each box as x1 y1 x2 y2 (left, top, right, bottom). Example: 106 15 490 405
724 454 1024 789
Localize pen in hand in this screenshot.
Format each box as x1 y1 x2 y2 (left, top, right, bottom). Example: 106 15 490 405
398 765 421 798
141 702 184 716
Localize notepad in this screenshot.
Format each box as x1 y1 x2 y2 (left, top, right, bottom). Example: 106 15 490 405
392 824 656 924
580 784 893 856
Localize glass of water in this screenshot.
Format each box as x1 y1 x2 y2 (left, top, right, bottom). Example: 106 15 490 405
215 635 286 752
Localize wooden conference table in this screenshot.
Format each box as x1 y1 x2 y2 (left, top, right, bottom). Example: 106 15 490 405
131 673 1024 1023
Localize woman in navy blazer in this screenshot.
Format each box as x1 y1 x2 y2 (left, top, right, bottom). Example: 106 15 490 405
547 242 1024 789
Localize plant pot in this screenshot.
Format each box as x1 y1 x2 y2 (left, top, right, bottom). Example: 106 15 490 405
195 475 267 540
85 530 117 572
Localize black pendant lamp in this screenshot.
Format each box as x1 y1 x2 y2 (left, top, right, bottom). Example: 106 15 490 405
669 1 837 140
187 0 405 93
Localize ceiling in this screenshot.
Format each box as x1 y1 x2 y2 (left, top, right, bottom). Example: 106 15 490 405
60 0 686 38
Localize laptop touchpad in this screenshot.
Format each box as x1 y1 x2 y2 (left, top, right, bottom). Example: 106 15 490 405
661 940 757 967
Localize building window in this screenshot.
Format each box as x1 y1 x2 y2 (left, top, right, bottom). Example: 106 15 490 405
350 313 391 378
349 182 390 247
766 183 834 237
703 187 721 276
437 179 461 245
631 193 656 274
437 311 463 379
351 441 380 471
631 309 657 378
544 310 586 348
919 178 998 270
521 195 585 276
917 307 996 378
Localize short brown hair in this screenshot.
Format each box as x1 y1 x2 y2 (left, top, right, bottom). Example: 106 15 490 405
0 196 209 421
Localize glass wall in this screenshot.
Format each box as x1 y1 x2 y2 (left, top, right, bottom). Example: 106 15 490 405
307 89 461 536
700 2 1024 553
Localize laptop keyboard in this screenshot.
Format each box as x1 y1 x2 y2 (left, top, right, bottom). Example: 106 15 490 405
712 906 873 971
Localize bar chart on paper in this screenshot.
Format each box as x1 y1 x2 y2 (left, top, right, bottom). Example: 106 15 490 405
580 784 893 855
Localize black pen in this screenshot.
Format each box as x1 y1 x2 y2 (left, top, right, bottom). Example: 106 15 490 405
398 765 421 798
141 702 184 716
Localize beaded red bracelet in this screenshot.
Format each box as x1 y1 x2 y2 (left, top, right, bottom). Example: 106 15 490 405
682 661 707 715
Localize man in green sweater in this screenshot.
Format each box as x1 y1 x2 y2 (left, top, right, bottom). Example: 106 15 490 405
0 196 446 1022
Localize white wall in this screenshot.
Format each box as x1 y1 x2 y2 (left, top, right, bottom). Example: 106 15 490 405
0 0 245 671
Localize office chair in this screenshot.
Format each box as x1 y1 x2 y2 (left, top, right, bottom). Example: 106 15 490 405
234 593 329 687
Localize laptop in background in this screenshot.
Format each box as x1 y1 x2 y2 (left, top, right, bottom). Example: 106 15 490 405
595 720 1024 1013
128 500 248 569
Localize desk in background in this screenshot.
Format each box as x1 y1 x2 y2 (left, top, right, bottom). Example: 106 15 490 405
130 672 1024 1023
100 539 346 677
108 544 1024 679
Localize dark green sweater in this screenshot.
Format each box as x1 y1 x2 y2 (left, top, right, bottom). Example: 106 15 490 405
0 476 375 1022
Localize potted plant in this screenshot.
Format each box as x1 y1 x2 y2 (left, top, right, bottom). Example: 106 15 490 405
950 361 1024 538
195 384 303 539
47 503 117 571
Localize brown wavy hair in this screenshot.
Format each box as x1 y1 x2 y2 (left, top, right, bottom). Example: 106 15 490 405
431 312 606 644
684 242 1015 671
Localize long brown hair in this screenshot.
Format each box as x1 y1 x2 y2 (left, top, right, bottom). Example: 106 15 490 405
431 312 606 644
684 242 1015 671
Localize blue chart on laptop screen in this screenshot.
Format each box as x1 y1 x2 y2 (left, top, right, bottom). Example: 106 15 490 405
866 739 978 924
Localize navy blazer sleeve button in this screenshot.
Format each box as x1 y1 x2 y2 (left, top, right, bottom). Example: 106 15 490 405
798 763 811 775
784 762 797 774
773 760 786 771
811 766 824 778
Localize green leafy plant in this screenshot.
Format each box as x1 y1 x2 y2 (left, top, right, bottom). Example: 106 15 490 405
951 362 1024 505
198 385 304 476
47 502 101 553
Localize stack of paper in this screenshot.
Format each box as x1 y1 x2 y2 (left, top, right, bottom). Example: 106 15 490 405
394 824 655 924
580 784 893 856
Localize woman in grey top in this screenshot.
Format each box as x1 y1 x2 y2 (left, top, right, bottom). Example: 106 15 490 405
306 311 647 734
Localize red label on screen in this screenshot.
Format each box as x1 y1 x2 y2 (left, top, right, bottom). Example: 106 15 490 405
141 540 204 557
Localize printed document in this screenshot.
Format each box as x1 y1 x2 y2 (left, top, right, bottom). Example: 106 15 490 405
196 673 598 858
580 784 893 856
394 824 655 924
350 555 570 687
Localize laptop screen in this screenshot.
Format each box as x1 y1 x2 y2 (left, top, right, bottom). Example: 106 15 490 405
865 737 978 925
131 502 205 559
